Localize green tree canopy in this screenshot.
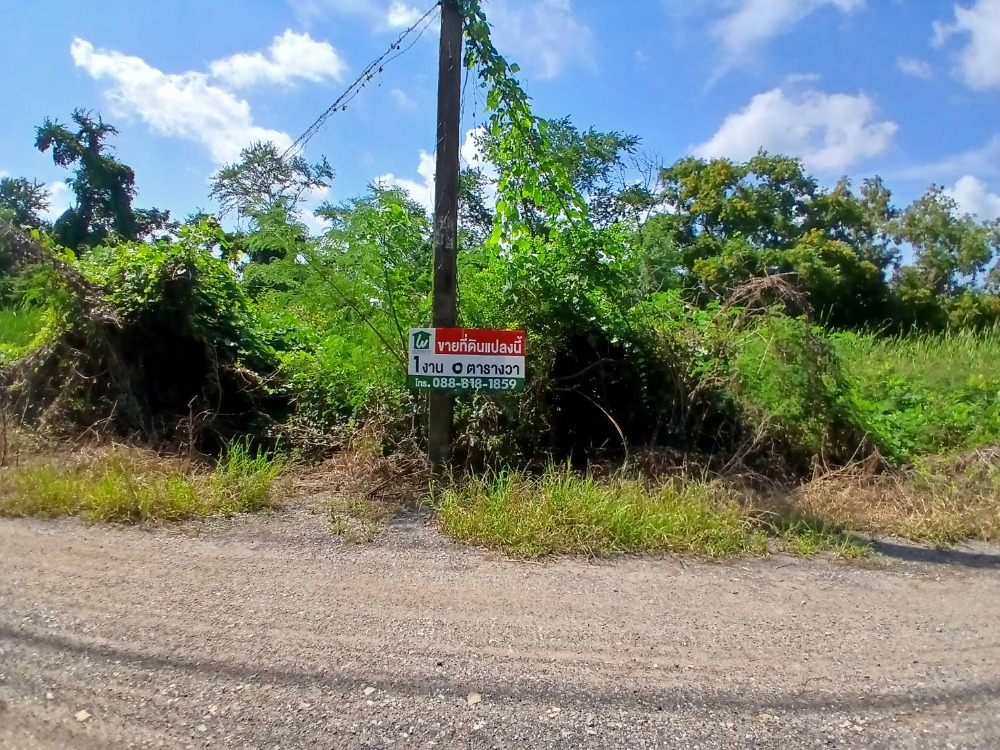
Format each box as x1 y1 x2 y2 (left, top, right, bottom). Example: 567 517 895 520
891 185 1000 329
0 177 50 229
35 109 173 250
646 153 898 328
210 141 334 225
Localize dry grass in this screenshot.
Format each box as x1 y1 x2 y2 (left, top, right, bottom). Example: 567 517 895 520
286 440 430 542
781 455 1000 547
3 426 997 555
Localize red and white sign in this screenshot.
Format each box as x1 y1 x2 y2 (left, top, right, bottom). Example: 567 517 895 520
408 328 526 392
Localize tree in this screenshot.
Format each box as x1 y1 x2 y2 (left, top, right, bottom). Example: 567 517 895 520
474 117 642 234
314 185 432 348
894 186 998 294
647 153 897 328
209 141 334 226
543 117 641 228
35 110 142 249
891 185 1000 329
242 186 431 358
0 177 50 228
458 166 496 246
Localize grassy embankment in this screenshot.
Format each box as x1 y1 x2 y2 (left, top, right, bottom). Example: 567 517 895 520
3 308 999 555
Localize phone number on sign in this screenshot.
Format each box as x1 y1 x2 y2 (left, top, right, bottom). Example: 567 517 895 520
431 377 521 391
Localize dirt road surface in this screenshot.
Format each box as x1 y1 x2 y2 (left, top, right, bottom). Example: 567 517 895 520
1 510 998 749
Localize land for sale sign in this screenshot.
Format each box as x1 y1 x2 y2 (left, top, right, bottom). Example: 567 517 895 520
408 328 526 392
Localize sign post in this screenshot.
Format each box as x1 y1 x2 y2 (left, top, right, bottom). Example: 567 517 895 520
428 0 463 469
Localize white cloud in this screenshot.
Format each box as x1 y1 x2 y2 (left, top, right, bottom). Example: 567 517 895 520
288 0 590 78
209 30 346 89
784 72 822 85
377 150 436 211
43 181 73 222
712 0 865 59
300 184 334 234
692 87 898 172
895 133 1000 182
289 0 371 22
289 0 429 31
71 38 292 165
377 129 496 212
944 175 1000 220
385 1 422 28
897 56 933 78
460 128 490 173
390 87 417 110
489 0 594 80
933 0 1000 90
460 127 499 209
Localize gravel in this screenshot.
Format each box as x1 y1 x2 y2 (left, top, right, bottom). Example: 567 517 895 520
1 509 998 749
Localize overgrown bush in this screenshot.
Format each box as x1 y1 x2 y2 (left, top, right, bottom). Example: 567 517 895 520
0 222 280 447
636 292 881 472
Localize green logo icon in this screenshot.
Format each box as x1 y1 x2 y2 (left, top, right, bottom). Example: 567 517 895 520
412 331 431 351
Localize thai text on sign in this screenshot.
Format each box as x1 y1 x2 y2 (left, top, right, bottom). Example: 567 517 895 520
408 328 526 392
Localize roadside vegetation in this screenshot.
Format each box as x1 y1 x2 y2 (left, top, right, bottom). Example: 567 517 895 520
435 466 868 559
0 437 283 524
2 0 999 554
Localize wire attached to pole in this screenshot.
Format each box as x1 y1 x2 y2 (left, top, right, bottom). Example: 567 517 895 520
282 2 442 160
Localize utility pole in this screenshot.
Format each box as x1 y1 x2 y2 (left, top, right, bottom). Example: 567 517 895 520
428 0 463 470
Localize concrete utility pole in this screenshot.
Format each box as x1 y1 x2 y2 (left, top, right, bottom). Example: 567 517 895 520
428 0 463 470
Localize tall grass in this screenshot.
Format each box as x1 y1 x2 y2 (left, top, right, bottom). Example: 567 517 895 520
837 326 1000 388
437 468 758 558
435 466 853 558
0 441 284 524
436 461 998 559
834 327 1000 459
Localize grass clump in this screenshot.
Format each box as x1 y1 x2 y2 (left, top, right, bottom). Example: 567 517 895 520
0 441 283 524
436 465 879 560
210 438 285 513
436 466 765 558
0 305 43 365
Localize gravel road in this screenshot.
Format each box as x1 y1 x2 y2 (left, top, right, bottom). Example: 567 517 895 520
1 509 998 749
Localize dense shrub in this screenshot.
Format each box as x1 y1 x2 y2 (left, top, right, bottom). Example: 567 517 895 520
0 222 280 447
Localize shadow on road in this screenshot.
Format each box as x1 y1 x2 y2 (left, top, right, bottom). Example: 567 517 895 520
3 621 999 716
862 538 1000 569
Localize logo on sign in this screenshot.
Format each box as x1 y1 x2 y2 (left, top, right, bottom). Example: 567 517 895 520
411 330 431 351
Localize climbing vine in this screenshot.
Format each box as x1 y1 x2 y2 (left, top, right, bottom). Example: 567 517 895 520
459 0 590 247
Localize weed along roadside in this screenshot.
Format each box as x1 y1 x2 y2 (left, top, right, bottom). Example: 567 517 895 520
0 439 284 524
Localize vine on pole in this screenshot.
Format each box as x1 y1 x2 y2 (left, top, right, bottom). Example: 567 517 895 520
459 0 590 248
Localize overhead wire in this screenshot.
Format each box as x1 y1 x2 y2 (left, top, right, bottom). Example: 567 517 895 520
281 1 441 160
0 0 44 14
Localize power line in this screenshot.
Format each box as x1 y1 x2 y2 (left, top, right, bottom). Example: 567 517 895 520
282 2 441 160
0 0 44 14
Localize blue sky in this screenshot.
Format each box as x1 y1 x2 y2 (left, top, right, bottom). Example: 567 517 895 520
2 0 1000 228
